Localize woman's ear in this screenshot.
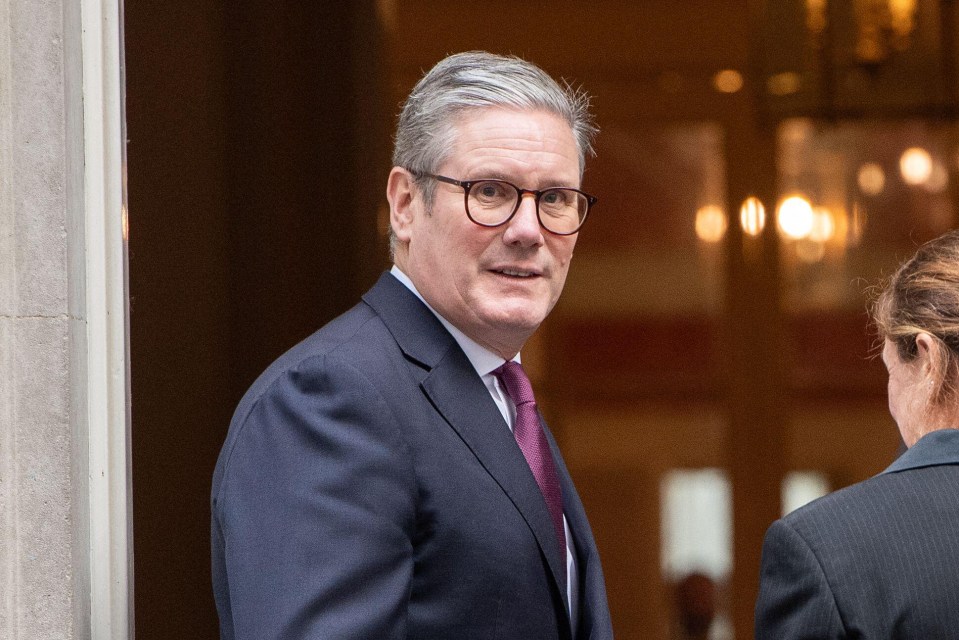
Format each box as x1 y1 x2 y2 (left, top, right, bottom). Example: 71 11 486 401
387 167 418 244
914 332 938 375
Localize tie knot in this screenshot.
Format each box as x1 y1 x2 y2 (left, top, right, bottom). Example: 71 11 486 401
493 360 536 406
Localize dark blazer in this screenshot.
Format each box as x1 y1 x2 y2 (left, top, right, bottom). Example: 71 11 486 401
211 272 612 640
755 428 959 639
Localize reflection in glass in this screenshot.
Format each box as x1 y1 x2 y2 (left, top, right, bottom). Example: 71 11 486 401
661 468 731 583
563 123 727 317
712 69 744 94
777 119 956 312
777 194 815 239
857 162 885 195
739 197 766 237
696 205 727 243
782 470 830 515
899 146 932 185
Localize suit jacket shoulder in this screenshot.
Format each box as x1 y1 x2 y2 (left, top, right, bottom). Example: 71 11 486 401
212 272 611 640
756 433 959 639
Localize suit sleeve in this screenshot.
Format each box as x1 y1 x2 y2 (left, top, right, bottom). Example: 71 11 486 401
212 356 416 640
754 518 846 640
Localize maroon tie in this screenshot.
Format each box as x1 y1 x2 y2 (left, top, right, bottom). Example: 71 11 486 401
494 360 567 572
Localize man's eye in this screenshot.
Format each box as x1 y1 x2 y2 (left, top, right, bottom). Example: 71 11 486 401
541 191 561 205
473 182 508 201
541 189 573 207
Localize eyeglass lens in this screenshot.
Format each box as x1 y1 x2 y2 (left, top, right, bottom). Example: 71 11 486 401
467 180 587 234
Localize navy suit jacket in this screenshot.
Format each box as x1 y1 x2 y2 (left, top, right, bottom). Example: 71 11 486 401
211 272 613 640
755 428 959 639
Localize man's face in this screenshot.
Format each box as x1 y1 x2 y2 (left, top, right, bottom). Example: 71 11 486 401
391 107 581 358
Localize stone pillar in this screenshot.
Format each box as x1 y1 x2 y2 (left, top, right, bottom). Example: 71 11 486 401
1 0 129 638
1 0 81 636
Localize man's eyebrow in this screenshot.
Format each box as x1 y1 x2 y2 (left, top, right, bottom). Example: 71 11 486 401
466 170 578 188
465 169 512 181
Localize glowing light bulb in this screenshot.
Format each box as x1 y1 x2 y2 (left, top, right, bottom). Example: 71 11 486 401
777 195 815 239
857 162 885 195
713 69 744 94
740 197 766 236
900 147 932 185
695 205 727 243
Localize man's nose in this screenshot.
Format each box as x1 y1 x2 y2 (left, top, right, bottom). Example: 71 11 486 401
503 193 543 246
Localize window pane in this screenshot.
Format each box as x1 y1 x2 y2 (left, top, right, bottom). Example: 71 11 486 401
661 468 731 582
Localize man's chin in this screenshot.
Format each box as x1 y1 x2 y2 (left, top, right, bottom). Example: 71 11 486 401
481 305 547 335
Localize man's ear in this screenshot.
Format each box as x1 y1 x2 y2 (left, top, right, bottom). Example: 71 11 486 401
387 167 418 244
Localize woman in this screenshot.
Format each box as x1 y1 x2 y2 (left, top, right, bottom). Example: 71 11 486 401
755 229 959 639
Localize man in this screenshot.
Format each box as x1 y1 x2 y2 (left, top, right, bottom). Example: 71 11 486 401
211 51 613 640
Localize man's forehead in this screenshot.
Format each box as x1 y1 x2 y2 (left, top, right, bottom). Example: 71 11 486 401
449 106 569 132
444 108 577 161
416 107 582 185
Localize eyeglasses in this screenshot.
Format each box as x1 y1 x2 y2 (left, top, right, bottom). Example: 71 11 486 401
414 171 596 236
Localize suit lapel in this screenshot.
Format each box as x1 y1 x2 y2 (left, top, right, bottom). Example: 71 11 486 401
546 423 611 639
422 348 571 604
363 273 570 609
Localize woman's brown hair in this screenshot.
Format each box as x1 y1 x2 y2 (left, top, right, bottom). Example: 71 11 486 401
872 229 959 407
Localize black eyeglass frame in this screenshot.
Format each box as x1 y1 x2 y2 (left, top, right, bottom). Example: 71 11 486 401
412 171 597 236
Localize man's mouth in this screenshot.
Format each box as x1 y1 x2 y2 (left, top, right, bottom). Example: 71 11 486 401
494 268 538 278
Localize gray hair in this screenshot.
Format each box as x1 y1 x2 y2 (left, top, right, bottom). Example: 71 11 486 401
393 51 598 206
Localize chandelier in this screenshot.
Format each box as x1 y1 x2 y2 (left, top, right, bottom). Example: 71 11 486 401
759 0 951 118
806 0 919 69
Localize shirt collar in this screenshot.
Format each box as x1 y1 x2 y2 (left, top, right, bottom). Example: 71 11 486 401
390 266 517 377
882 428 959 474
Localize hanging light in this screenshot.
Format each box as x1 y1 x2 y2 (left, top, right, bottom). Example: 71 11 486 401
900 147 933 186
695 205 728 243
713 70 744 94
805 0 919 68
857 162 886 195
853 0 919 67
777 195 815 240
740 197 766 237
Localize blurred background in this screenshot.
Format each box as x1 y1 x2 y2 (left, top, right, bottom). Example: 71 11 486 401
124 1 958 638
